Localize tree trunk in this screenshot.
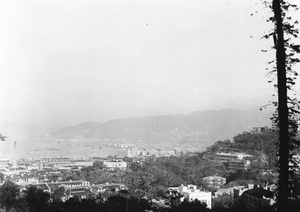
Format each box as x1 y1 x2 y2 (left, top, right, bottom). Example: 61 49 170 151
273 0 289 211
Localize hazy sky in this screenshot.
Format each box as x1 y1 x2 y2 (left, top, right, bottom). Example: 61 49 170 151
0 0 299 128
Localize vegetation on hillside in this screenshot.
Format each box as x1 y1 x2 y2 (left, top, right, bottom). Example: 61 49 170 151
60 129 287 198
2 129 300 211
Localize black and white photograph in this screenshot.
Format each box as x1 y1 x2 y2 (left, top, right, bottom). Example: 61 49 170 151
0 0 299 211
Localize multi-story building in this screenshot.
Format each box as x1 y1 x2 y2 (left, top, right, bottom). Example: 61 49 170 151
45 158 93 169
13 177 39 186
47 158 73 168
215 152 253 163
89 157 104 162
23 180 92 201
228 160 245 172
178 184 212 209
215 153 239 162
203 176 226 188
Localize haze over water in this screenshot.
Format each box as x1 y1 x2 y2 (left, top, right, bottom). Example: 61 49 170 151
0 0 289 132
0 137 118 159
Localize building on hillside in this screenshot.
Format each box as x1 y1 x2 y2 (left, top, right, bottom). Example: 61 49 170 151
228 160 245 172
178 184 212 209
13 177 39 186
47 158 73 168
215 152 253 163
93 183 126 194
45 158 93 169
89 157 104 162
65 186 94 200
251 126 268 134
27 164 40 170
203 176 226 188
73 160 93 167
0 170 30 180
233 184 254 199
239 187 275 211
48 180 90 189
16 159 30 168
103 161 127 170
168 187 180 193
215 153 238 162
134 148 147 156
214 187 236 198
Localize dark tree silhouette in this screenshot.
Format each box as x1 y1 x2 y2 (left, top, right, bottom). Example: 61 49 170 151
0 181 20 212
272 1 300 211
23 185 50 212
171 199 210 212
53 186 66 201
262 0 300 211
273 0 291 210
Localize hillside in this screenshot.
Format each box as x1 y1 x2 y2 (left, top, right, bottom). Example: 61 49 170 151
50 109 273 147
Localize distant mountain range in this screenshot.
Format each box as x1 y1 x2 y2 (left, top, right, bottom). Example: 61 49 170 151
50 109 273 147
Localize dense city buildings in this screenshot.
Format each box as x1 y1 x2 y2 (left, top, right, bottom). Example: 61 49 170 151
1 127 296 210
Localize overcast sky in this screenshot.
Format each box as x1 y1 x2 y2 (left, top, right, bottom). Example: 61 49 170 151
0 0 299 129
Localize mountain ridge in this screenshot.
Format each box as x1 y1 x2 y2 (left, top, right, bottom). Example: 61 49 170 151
50 108 273 147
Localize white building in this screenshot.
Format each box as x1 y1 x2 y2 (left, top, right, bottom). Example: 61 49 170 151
103 161 127 170
48 180 90 188
74 160 93 167
13 177 39 186
215 152 253 162
178 184 212 209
